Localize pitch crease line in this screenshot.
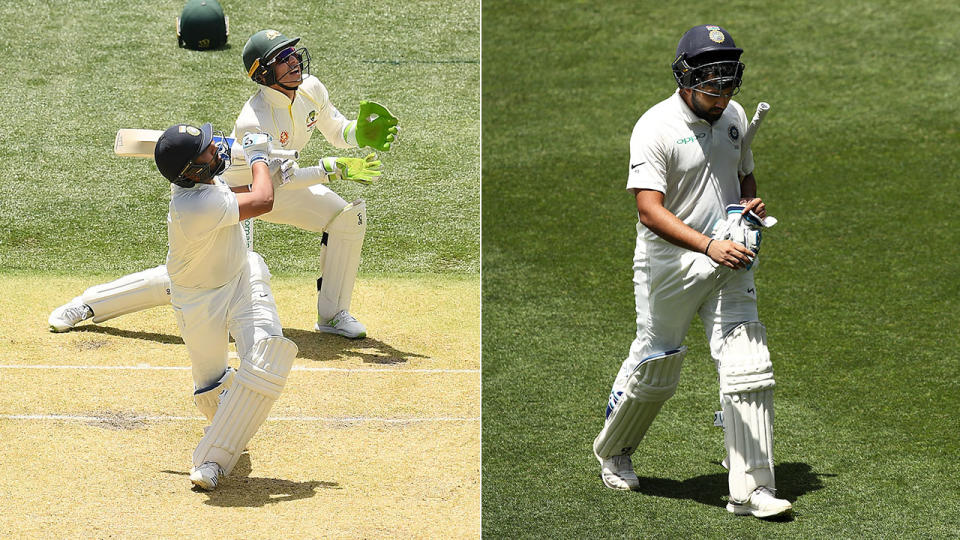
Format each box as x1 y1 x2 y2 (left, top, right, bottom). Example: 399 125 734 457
0 364 478 374
0 414 480 423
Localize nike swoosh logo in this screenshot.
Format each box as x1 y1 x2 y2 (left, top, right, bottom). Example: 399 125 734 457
630 162 646 170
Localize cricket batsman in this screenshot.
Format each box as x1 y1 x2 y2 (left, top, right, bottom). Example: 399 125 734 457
154 121 295 490
49 29 398 339
591 25 792 518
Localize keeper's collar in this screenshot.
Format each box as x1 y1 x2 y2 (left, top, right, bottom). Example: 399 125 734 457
259 83 300 107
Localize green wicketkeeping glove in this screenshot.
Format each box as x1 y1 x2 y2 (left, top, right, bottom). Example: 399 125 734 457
321 153 383 185
355 101 399 151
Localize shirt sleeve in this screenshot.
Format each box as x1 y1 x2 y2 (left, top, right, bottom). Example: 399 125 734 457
231 104 264 166
173 187 239 237
626 117 669 193
300 76 356 149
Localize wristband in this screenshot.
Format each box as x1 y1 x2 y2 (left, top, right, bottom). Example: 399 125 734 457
704 239 714 255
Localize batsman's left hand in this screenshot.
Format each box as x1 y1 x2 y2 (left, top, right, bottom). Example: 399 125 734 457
355 101 399 151
740 197 766 219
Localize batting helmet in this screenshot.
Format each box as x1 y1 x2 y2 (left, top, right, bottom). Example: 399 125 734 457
155 123 228 188
671 25 744 96
177 0 228 50
242 29 311 89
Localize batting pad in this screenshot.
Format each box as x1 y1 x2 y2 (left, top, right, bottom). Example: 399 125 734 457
81 265 171 323
317 200 366 320
192 336 298 475
593 347 687 460
193 367 236 423
718 322 776 502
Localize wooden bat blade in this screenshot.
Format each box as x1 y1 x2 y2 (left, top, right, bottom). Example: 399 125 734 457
114 129 163 158
113 129 238 159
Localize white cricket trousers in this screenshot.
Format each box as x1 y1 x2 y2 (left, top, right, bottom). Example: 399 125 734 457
171 251 283 391
612 241 760 394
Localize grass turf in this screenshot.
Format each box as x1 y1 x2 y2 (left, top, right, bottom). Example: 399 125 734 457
0 0 479 276
0 1 479 536
482 0 959 536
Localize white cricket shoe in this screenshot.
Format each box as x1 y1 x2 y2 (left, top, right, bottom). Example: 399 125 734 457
48 297 93 332
600 454 640 491
727 486 793 518
190 461 224 491
314 310 367 339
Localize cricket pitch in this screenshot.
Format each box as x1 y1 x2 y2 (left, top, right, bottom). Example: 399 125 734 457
0 274 480 538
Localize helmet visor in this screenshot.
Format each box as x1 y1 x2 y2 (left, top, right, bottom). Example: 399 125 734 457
681 59 744 97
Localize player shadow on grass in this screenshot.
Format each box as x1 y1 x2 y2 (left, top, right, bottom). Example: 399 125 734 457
636 462 833 519
164 453 339 507
283 328 429 365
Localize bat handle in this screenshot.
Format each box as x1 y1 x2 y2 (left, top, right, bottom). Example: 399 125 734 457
742 102 771 151
269 148 299 159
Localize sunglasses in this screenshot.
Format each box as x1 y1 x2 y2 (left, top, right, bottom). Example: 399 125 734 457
269 47 300 65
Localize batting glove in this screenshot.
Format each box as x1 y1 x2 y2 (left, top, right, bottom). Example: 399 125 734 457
355 101 399 151
322 153 383 185
241 132 273 165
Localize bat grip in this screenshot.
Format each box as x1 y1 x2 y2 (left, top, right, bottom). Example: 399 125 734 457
269 148 299 159
742 102 770 151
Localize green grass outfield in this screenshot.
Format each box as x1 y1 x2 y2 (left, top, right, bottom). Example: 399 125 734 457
0 0 479 276
483 0 959 537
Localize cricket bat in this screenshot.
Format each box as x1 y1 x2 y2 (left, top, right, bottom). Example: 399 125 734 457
740 102 777 228
741 102 770 153
114 128 297 160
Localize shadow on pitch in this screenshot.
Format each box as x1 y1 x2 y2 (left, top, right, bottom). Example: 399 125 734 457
74 324 182 345
164 454 339 507
284 328 429 365
72 324 429 366
635 462 834 518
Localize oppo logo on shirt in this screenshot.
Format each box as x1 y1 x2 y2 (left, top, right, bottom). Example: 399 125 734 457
676 132 707 145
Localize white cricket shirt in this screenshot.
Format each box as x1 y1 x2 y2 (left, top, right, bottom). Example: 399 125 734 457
221 74 354 187
627 90 753 243
166 179 245 289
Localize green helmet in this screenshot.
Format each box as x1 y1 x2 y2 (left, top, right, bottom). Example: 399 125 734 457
242 29 310 89
177 0 228 50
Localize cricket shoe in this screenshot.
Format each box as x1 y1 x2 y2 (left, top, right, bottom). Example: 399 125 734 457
314 310 366 339
48 297 93 332
600 454 640 491
727 486 792 518
190 461 224 491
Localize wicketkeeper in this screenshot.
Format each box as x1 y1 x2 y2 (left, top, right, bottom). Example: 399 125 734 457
154 121 296 490
592 24 792 519
49 29 398 339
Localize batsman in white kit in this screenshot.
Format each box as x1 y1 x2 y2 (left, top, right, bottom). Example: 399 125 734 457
152 121 298 490
49 29 399 339
592 25 792 518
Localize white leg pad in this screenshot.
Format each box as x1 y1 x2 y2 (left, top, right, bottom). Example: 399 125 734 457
81 265 171 323
594 347 687 460
718 321 776 502
192 336 298 475
317 200 366 320
193 367 236 423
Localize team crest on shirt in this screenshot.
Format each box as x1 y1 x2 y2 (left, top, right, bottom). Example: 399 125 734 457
728 125 740 142
279 131 289 144
306 110 318 130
